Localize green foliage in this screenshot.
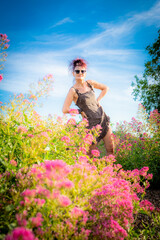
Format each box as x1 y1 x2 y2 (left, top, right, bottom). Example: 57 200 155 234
109 104 160 188
0 93 160 239
128 211 160 240
131 29 160 113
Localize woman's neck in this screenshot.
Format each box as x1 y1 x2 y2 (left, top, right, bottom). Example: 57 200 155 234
75 79 86 87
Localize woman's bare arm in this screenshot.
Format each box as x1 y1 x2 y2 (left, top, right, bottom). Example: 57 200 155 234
62 88 75 114
87 79 109 102
62 88 88 118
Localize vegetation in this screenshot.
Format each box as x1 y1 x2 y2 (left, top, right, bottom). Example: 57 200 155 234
131 29 160 114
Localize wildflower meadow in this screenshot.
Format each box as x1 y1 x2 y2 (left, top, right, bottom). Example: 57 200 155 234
0 34 160 240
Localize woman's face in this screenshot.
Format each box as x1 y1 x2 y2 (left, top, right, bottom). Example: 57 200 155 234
72 66 86 81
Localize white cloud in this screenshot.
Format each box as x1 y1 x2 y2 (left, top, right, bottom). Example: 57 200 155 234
72 1 160 50
49 17 74 29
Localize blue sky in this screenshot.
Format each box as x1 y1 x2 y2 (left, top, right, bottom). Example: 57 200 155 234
0 0 160 128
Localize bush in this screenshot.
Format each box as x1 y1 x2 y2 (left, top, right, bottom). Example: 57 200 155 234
99 104 160 188
0 88 158 239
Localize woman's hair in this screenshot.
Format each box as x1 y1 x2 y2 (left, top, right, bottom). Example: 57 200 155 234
69 58 88 72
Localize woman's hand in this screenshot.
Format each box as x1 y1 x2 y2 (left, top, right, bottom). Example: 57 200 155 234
96 99 101 107
81 111 88 119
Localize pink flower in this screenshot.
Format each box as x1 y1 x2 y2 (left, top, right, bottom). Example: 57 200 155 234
29 94 38 101
69 108 79 116
64 180 74 188
21 189 36 198
46 74 53 80
78 156 88 163
16 213 27 227
71 207 85 218
30 212 44 227
59 195 71 207
91 149 100 157
140 200 155 212
67 118 76 125
44 160 68 172
5 227 36 240
139 166 149 177
23 99 30 103
0 74 3 82
41 132 50 139
17 93 24 99
61 136 70 143
27 134 34 138
1 33 8 40
34 198 46 206
51 190 60 199
17 126 28 133
127 143 132 147
55 180 74 189
10 160 17 166
95 124 102 130
146 173 153 180
78 147 87 154
84 134 93 145
4 44 10 49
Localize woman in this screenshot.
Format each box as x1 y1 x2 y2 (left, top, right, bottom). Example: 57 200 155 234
62 58 114 157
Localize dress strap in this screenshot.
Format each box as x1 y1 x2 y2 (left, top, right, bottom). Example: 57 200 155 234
86 81 94 91
71 87 79 95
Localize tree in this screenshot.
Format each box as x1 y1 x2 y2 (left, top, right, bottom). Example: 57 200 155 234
131 29 160 114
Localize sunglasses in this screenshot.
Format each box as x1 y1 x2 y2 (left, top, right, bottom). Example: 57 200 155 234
74 70 86 74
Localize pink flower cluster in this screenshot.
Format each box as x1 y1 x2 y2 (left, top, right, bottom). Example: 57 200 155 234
78 156 88 163
19 160 73 209
0 33 10 49
55 179 74 189
89 178 134 239
84 133 93 145
149 109 160 123
140 200 155 212
91 149 100 157
0 74 3 82
69 108 79 116
0 33 10 82
61 135 70 143
5 227 37 240
71 207 85 218
40 131 50 140
59 195 71 207
10 160 17 166
17 93 24 99
29 94 38 101
67 118 77 125
16 211 27 227
30 212 44 227
17 126 28 133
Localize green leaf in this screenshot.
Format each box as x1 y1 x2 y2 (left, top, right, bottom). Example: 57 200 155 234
5 204 14 212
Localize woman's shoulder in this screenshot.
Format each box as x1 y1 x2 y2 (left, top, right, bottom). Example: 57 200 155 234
86 79 93 84
86 79 96 87
69 86 78 96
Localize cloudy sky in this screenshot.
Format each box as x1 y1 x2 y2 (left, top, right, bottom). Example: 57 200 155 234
0 0 160 128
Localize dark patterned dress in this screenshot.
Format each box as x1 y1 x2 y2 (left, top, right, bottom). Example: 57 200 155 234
72 81 110 142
